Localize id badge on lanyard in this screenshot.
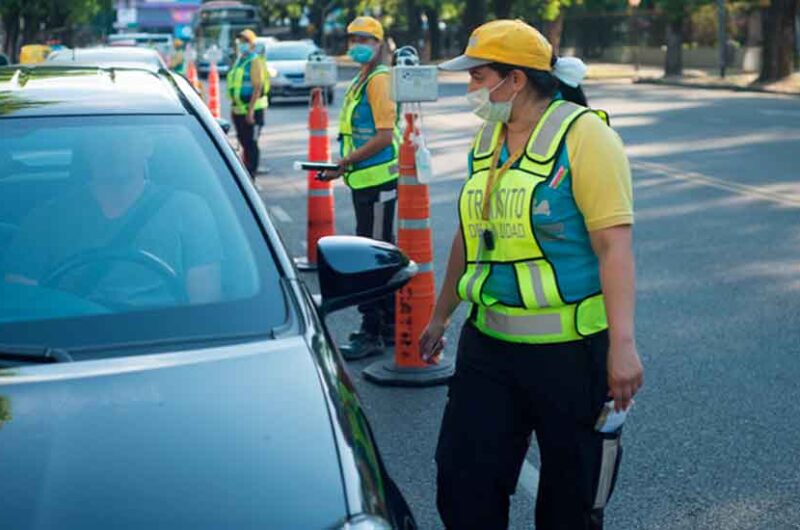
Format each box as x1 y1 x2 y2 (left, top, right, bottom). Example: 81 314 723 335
478 128 525 260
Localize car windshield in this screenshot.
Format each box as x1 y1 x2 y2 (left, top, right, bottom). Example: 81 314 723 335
0 115 289 357
265 43 317 61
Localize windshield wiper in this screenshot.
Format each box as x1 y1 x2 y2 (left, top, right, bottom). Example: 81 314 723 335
0 345 73 364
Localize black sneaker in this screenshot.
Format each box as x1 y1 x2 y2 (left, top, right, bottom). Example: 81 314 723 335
340 334 384 361
350 328 395 347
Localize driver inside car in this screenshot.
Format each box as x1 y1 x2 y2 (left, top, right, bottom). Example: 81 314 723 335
2 131 223 309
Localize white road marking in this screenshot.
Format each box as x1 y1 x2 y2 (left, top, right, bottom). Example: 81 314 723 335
269 205 293 223
632 161 800 208
517 459 540 498
759 109 800 118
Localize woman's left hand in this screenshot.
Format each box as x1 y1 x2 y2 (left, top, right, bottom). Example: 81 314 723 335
607 338 643 412
317 160 348 181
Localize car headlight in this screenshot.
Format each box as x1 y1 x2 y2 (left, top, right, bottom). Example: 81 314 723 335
339 514 392 530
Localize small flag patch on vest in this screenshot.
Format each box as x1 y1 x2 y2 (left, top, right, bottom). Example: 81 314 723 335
549 166 567 189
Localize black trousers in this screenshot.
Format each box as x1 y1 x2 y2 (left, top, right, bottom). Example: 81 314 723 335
351 180 397 336
436 322 622 530
232 109 264 178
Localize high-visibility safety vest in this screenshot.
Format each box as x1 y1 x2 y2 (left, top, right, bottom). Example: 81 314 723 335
171 51 186 75
457 100 610 344
338 65 399 190
227 53 269 115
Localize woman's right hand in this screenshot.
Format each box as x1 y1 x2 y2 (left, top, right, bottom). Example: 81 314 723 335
419 317 448 364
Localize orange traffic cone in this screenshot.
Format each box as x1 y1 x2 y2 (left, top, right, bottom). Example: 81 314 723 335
364 111 454 387
207 61 221 119
295 88 336 271
186 59 201 95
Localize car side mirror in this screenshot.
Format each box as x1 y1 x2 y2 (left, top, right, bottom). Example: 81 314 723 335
316 236 417 316
216 118 231 134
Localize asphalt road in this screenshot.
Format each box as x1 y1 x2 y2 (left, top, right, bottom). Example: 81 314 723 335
224 76 800 529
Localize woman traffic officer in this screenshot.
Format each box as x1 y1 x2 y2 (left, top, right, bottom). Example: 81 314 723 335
419 19 644 530
319 16 400 359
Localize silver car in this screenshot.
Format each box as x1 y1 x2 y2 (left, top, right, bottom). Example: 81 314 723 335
263 40 335 104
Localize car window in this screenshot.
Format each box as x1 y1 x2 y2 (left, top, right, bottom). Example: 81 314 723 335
264 43 318 61
0 115 289 357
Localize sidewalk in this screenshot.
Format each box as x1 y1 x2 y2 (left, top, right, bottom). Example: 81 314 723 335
586 63 800 96
333 56 800 96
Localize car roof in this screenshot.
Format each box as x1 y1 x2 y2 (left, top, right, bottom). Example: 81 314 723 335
0 66 188 118
265 40 317 48
46 47 167 71
109 33 171 40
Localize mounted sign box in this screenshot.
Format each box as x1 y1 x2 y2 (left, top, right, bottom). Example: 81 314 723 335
304 60 338 87
390 65 439 103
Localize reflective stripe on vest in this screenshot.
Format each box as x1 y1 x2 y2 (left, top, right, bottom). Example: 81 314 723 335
457 100 610 344
228 55 268 114
339 66 399 190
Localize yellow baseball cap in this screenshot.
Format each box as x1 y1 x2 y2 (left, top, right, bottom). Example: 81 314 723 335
439 19 553 72
238 29 257 43
347 16 384 41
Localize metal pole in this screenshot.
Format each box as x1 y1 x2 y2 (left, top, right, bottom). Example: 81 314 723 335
718 0 727 78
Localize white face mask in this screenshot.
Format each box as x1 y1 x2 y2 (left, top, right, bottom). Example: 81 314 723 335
466 77 518 123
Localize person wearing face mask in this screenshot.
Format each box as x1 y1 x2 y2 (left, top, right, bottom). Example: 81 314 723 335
418 20 643 530
227 28 270 179
318 16 400 359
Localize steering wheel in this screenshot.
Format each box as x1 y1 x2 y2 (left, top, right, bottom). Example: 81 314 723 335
41 248 187 309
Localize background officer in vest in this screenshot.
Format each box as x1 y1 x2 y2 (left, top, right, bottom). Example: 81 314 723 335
418 20 644 530
318 16 399 359
227 29 269 179
170 39 186 75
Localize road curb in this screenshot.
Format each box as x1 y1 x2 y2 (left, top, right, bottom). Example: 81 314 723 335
633 77 800 97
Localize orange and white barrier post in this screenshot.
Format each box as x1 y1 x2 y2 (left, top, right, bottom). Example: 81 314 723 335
295 87 336 271
186 57 202 95
364 111 454 387
206 60 221 119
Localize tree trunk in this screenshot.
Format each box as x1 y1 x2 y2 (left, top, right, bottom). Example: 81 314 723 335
2 14 21 61
308 2 324 48
22 14 42 46
545 12 564 56
425 6 441 60
406 0 421 51
664 16 684 76
289 17 301 39
345 0 357 26
494 0 512 19
758 0 798 82
462 0 486 46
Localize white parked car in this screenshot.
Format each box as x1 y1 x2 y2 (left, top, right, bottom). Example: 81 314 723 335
263 40 335 104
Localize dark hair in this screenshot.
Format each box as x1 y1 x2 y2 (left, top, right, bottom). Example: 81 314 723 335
486 62 588 106
559 84 588 106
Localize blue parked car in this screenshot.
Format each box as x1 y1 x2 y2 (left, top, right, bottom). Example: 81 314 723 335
0 64 417 530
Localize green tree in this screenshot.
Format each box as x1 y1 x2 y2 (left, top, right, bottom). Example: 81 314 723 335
1 0 111 60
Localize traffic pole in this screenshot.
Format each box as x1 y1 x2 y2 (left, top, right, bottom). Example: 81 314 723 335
364 111 454 387
295 87 336 271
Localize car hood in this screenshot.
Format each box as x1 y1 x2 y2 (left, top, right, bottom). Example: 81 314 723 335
270 60 306 76
0 337 347 529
